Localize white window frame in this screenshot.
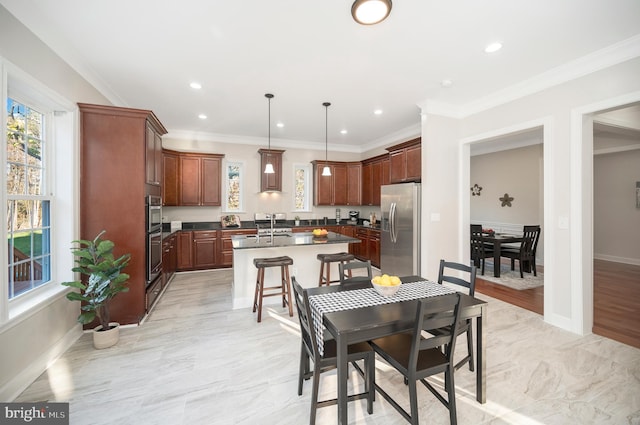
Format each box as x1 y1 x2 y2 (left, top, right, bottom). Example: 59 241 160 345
293 163 311 212
1 58 76 326
224 160 245 213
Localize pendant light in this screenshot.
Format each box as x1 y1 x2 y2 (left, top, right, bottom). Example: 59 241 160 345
264 93 275 174
351 0 392 25
322 102 332 177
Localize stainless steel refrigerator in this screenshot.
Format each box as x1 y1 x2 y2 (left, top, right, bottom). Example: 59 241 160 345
380 182 421 276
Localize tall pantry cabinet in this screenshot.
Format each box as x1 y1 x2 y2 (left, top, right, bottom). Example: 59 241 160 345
78 103 167 326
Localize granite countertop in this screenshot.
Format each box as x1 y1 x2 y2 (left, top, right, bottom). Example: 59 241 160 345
231 231 360 249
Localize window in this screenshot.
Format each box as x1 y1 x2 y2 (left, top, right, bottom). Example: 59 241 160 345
225 161 244 212
294 163 311 212
6 99 51 299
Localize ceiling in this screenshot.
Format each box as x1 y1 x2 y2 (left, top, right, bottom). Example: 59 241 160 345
2 0 640 152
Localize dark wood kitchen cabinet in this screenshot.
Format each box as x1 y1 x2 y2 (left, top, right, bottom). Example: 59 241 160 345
361 153 388 206
355 227 380 268
258 148 284 192
312 161 361 206
162 150 179 206
176 230 220 270
162 233 177 286
79 103 167 326
387 138 421 183
146 122 163 186
219 228 257 267
177 231 194 270
179 152 224 206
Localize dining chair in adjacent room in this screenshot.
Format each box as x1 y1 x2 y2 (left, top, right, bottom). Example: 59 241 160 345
435 259 477 372
338 260 373 287
500 225 541 278
369 292 462 425
292 277 375 425
470 224 494 275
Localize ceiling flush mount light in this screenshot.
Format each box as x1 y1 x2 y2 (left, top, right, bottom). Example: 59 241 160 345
484 42 502 53
322 102 332 177
351 0 392 25
264 93 275 174
190 82 202 89
198 114 207 120
374 109 383 115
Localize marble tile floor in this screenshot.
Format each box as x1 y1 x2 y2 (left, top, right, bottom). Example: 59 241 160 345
15 269 640 424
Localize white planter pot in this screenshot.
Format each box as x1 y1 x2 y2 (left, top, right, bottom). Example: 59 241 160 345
93 322 120 349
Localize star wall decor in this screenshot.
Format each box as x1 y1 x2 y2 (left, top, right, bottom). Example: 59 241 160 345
499 193 514 207
470 184 483 196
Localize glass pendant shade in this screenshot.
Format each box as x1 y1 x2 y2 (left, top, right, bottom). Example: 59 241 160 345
264 162 275 174
322 166 331 176
351 0 392 25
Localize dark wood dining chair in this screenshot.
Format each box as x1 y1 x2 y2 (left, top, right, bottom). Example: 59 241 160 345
470 224 494 275
500 225 540 278
436 259 477 372
369 293 462 425
338 260 373 287
292 277 375 425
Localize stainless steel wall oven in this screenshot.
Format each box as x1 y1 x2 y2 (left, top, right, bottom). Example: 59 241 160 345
146 195 162 284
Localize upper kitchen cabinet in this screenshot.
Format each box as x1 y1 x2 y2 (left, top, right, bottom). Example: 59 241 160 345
173 151 224 206
78 103 167 326
387 138 421 183
312 161 361 206
258 148 284 192
361 153 388 206
146 121 165 187
162 150 179 206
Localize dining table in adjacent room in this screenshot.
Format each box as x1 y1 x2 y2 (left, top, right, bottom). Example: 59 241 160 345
305 276 488 425
481 233 524 277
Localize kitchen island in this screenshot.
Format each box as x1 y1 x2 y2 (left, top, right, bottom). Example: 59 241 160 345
231 231 360 309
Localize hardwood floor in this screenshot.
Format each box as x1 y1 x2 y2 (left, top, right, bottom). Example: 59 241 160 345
593 259 640 349
476 260 640 349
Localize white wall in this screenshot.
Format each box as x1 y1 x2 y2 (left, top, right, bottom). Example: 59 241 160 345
593 147 640 264
422 56 640 335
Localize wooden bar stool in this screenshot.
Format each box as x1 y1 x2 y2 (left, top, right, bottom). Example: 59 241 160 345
252 256 294 322
316 252 355 286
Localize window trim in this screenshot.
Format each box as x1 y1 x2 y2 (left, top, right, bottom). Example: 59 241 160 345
223 159 245 213
293 163 311 213
1 58 77 327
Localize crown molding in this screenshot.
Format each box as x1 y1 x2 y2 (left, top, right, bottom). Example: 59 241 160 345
421 34 640 119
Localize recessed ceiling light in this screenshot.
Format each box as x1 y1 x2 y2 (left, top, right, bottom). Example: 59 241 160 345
374 109 383 115
440 79 453 88
340 129 348 134
276 122 284 128
190 82 202 89
484 42 502 53
198 114 207 120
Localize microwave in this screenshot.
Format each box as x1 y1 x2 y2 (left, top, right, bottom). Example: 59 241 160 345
146 195 162 233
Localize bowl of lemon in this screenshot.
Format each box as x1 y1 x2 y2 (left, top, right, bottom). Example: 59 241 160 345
371 274 401 297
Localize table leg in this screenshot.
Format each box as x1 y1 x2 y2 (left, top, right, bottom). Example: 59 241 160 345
493 241 501 277
337 334 348 424
476 307 486 403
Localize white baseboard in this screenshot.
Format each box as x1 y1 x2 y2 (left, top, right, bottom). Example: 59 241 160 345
1 324 82 401
594 253 640 266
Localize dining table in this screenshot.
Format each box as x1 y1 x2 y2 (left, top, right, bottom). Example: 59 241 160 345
481 233 524 277
305 276 488 425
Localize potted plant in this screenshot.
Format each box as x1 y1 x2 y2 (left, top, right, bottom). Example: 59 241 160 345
62 230 131 349
294 216 301 226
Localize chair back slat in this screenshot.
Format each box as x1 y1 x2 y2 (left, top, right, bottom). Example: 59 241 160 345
292 277 319 358
438 259 477 297
521 225 540 257
339 260 373 286
409 293 462 365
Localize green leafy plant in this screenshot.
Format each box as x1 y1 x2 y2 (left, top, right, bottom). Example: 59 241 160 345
62 230 131 330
